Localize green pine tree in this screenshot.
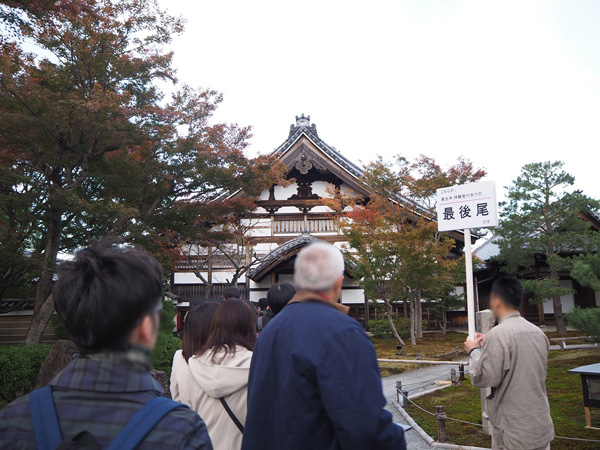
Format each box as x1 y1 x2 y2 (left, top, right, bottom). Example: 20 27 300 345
496 161 599 333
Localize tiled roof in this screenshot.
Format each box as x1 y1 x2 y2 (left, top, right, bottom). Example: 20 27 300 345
273 114 364 179
248 233 356 281
0 298 35 314
248 233 315 280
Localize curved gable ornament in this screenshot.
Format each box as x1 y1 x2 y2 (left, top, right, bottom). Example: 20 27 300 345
291 144 326 175
294 154 313 175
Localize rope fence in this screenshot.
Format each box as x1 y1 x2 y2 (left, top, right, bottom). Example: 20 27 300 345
396 389 600 444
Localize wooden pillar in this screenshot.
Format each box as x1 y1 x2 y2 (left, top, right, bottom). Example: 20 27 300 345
585 406 592 428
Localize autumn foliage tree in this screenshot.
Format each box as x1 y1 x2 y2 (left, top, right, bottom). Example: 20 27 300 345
327 155 485 345
0 0 282 342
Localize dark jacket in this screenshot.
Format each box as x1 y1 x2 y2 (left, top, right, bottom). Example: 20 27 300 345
242 297 406 450
0 347 213 450
257 309 274 331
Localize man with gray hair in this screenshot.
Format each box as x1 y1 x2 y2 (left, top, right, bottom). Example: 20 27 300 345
242 241 407 450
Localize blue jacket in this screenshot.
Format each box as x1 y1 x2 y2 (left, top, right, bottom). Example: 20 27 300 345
241 299 406 450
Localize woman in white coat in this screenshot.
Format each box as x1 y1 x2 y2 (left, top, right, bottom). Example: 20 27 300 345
170 302 219 404
188 299 257 450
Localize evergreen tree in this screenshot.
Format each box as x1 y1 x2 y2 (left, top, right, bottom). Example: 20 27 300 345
496 161 599 333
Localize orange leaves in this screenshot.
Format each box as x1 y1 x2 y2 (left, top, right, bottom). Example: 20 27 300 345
330 153 485 297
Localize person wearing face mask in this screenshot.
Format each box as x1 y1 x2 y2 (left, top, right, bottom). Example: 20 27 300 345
465 276 554 450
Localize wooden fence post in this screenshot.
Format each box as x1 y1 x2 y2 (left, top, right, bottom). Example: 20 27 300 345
459 363 465 381
435 405 447 443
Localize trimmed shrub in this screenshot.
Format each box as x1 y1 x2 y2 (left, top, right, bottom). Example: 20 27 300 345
151 300 181 379
566 307 600 344
0 343 52 402
152 332 181 379
369 317 428 339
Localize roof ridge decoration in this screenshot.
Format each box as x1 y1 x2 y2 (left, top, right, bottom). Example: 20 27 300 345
273 114 364 179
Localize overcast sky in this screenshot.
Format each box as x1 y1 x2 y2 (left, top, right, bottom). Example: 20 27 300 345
158 0 600 199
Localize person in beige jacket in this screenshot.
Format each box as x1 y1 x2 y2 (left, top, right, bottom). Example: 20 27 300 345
171 302 219 404
465 276 554 450
183 299 257 450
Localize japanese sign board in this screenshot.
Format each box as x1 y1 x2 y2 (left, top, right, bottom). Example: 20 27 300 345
436 181 498 232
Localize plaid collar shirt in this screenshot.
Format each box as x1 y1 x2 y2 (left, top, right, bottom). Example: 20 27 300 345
0 346 212 450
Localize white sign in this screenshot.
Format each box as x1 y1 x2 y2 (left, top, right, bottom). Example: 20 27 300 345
436 181 498 232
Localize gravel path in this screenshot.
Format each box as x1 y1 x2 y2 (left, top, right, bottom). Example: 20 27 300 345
383 360 469 449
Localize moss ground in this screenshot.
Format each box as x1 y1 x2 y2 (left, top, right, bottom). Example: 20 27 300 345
405 349 600 449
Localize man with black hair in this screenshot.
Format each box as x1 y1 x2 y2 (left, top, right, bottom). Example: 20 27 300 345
465 276 554 450
223 285 257 317
223 285 242 301
257 297 269 312
257 283 296 331
0 246 213 449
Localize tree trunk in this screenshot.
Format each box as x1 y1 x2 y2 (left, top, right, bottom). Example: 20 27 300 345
409 293 416 346
26 208 62 344
25 293 55 344
551 270 567 334
441 310 447 334
385 300 405 346
415 288 423 339
364 292 370 331
203 282 213 301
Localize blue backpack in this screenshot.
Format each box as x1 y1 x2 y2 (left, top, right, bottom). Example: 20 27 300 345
29 386 186 450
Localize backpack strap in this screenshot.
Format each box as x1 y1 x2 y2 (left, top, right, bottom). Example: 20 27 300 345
29 386 63 450
219 397 244 433
107 397 186 450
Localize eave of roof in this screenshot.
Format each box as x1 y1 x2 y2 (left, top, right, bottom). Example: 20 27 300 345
273 122 364 179
249 234 315 281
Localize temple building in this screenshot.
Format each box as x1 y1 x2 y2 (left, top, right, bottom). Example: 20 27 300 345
170 115 470 324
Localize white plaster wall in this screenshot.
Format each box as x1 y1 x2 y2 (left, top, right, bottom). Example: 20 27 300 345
276 207 301 214
274 184 298 199
278 274 294 284
310 205 333 213
174 272 206 284
254 242 277 253
342 289 365 304
259 188 270 200
311 181 335 197
542 280 575 314
250 278 272 289
211 271 237 284
241 218 271 228
249 291 269 303
248 226 272 237
174 271 237 284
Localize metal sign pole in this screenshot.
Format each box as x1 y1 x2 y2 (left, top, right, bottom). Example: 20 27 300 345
464 228 475 340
